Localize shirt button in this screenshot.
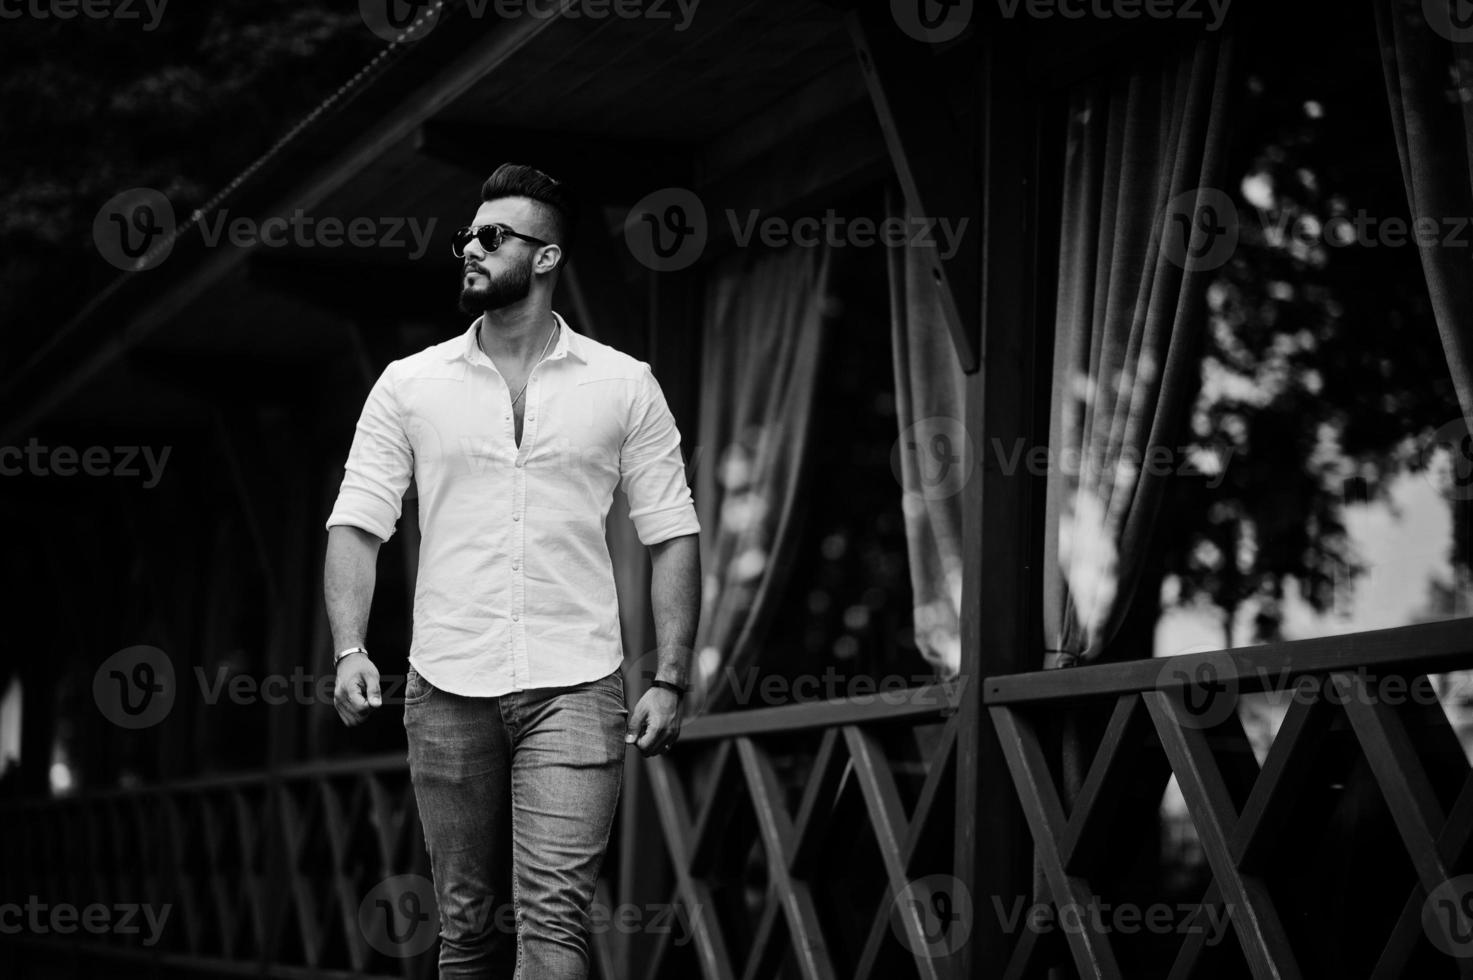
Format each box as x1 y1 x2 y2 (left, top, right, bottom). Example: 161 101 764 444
516 459 524 468
512 513 520 521
512 612 520 622
512 560 520 570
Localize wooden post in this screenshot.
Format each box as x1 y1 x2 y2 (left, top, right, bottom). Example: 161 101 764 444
955 18 1039 980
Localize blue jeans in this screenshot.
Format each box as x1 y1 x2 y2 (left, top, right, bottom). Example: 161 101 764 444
404 666 627 979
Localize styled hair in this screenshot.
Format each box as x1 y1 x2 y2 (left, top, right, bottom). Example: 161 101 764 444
480 163 576 261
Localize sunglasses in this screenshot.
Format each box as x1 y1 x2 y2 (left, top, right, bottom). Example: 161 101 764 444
451 223 550 258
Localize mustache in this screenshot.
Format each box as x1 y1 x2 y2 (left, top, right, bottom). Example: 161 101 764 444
463 262 487 276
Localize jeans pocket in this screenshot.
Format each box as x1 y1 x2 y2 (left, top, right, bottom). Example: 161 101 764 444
606 668 627 707
403 666 437 706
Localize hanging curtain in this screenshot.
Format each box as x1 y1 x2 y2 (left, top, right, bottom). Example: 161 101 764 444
689 244 833 713
887 194 966 678
1043 35 1236 670
1375 0 1473 418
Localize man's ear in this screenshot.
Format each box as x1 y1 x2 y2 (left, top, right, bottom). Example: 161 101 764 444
536 244 563 275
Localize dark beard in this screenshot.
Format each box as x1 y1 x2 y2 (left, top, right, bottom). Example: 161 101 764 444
458 257 533 314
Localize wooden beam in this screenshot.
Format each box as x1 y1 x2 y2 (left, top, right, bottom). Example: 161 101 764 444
961 17 1040 980
846 5 981 373
678 683 958 742
0 12 568 443
986 617 1473 706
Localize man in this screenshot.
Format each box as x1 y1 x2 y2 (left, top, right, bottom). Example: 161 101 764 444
323 163 701 979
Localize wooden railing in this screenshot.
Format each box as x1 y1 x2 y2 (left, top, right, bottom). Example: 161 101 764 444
0 753 432 979
0 682 964 980
642 683 962 980
985 617 1473 980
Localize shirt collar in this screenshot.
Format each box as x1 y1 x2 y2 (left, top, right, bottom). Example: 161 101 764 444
447 311 587 365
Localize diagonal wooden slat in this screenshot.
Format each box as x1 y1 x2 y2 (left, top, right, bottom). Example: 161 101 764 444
790 728 848 877
1165 880 1226 980
319 776 366 972
277 780 326 967
900 714 959 862
1372 771 1473 979
229 787 266 958
738 894 787 980
1144 691 1302 980
734 737 837 980
1338 673 1452 893
645 757 737 980
160 792 199 955
1000 915 1055 980
994 696 1166 980
845 725 945 980
1336 672 1473 978
1058 695 1154 873
639 886 679 980
689 741 740 876
1168 686 1327 980
1228 681 1335 870
853 716 960 980
991 705 1124 979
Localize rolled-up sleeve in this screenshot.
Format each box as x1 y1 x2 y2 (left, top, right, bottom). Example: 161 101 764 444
326 362 411 542
619 363 701 546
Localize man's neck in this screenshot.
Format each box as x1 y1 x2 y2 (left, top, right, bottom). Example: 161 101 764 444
477 302 557 364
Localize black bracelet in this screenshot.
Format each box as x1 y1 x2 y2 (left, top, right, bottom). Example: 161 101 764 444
649 678 687 696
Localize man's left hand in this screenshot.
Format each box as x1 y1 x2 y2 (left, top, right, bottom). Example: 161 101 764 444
626 687 682 757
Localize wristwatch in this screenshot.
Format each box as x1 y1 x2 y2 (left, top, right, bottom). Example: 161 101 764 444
334 645 369 668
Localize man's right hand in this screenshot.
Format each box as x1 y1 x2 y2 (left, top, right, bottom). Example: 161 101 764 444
334 655 382 727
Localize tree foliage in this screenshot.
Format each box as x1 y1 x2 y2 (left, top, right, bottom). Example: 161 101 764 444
0 1 379 367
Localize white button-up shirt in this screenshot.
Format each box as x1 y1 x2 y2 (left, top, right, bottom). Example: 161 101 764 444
326 312 700 696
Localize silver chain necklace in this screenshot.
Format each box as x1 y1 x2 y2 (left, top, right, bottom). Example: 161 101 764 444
480 320 557 406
